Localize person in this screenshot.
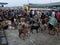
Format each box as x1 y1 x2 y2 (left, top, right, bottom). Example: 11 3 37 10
0 15 3 22
55 10 60 30
39 11 42 17
56 11 60 22
41 13 46 25
29 17 33 24
52 11 55 17
29 10 33 18
10 10 15 17
48 14 58 35
48 11 52 16
11 16 14 25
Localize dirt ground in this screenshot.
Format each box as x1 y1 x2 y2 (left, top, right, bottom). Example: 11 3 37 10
5 29 60 45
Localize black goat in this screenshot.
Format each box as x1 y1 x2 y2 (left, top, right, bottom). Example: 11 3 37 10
30 19 40 33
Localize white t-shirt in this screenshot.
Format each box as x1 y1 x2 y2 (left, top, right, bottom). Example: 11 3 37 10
32 11 34 15
14 18 16 22
52 11 55 17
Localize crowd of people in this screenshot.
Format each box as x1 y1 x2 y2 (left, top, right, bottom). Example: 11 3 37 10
0 8 60 39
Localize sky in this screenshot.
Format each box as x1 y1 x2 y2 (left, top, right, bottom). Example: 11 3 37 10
0 0 60 7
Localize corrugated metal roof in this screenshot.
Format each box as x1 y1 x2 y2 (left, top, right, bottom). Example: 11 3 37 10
0 2 8 5
29 2 60 7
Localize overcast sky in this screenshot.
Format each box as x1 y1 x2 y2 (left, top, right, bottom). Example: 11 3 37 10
0 0 60 7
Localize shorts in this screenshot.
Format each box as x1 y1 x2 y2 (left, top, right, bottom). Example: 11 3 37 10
48 23 54 30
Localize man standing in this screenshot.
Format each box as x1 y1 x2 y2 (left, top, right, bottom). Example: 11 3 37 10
55 10 60 30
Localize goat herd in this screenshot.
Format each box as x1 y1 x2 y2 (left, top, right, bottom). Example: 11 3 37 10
0 13 59 40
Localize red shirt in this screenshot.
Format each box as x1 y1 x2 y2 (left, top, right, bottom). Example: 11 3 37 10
56 12 60 21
